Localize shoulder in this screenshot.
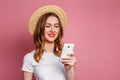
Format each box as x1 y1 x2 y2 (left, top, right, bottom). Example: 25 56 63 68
23 50 35 60
22 50 36 72
23 50 38 65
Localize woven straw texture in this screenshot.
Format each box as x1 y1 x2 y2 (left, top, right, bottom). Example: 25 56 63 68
28 5 67 35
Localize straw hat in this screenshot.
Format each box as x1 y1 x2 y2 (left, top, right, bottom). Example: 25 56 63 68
28 5 67 35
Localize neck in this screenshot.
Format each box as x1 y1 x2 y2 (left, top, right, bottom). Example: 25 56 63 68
44 41 54 53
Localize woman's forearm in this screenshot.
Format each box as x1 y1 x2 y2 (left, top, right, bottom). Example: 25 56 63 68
66 67 75 80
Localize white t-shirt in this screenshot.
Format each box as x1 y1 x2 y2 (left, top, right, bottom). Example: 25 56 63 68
22 50 66 80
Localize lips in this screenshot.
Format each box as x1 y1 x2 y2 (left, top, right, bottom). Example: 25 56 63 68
48 33 55 37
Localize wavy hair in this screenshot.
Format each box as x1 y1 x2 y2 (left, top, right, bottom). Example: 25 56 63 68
33 13 63 62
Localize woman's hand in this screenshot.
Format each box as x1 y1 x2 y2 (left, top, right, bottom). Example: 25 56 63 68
61 53 77 70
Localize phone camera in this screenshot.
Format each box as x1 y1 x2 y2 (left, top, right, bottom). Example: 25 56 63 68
68 46 70 48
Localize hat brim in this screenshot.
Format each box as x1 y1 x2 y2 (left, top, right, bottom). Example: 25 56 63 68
28 5 67 36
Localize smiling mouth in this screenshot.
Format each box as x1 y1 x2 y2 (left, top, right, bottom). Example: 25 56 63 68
48 34 55 37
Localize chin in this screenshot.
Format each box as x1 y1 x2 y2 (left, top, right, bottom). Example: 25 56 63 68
46 39 56 43
45 36 58 43
47 41 55 43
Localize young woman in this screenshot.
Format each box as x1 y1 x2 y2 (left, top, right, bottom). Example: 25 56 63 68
22 5 77 80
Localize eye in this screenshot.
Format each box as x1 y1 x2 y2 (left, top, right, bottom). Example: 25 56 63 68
45 25 50 28
54 25 60 28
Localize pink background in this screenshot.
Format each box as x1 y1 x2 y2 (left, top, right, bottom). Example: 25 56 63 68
0 0 120 80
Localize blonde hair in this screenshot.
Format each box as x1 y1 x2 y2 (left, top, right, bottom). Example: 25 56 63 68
33 13 63 62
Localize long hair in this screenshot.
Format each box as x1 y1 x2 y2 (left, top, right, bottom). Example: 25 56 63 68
33 13 63 62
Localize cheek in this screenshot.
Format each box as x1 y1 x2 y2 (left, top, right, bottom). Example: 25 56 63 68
56 28 60 34
44 28 49 34
44 31 48 37
44 28 49 32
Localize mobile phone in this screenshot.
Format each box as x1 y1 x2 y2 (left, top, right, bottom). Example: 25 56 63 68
60 43 75 60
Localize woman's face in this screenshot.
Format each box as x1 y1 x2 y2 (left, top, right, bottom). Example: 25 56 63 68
44 16 60 43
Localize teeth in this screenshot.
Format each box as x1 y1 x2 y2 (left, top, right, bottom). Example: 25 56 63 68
50 34 54 35
48 34 55 37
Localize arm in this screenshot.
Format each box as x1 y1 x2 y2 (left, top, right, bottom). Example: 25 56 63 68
23 71 33 80
66 66 76 80
61 54 77 80
22 53 34 80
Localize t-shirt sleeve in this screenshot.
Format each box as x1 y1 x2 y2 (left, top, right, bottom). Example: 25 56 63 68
22 54 33 73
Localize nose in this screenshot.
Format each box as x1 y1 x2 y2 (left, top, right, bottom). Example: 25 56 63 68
51 26 55 32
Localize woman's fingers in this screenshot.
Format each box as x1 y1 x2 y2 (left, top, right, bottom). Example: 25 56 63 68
60 54 77 65
67 53 74 57
61 54 76 61
61 59 77 64
60 53 77 70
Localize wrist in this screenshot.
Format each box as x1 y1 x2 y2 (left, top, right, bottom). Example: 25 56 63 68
65 66 73 71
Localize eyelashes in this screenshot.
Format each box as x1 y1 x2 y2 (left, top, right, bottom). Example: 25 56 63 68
45 26 50 28
45 25 60 28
